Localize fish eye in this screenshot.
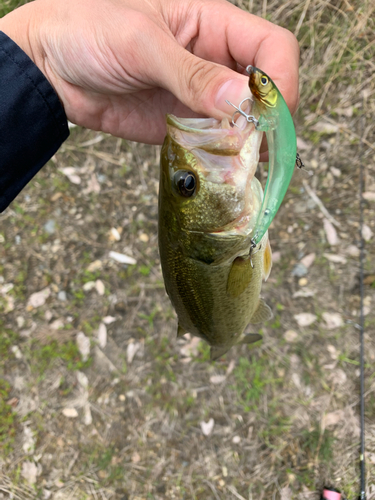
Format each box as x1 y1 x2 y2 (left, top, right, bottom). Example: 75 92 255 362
174 170 197 197
261 76 268 85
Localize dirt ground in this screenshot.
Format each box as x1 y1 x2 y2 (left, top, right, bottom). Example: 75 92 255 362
1 0 375 499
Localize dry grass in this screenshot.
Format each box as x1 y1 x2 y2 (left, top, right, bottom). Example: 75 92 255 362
1 1 375 499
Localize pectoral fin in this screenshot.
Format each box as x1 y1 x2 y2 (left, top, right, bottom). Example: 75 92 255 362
250 298 273 324
177 323 187 338
210 345 232 361
227 256 253 298
241 333 263 345
262 239 272 282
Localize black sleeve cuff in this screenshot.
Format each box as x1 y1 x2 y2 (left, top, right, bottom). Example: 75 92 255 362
0 31 69 212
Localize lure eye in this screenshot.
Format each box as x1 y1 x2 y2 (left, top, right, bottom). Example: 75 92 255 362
174 171 197 198
261 76 268 85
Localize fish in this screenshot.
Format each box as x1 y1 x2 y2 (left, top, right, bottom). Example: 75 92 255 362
246 65 297 246
158 114 273 360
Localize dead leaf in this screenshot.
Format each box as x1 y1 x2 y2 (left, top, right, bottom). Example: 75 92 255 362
322 410 345 429
95 279 105 296
322 312 343 330
97 323 107 349
284 330 298 342
27 287 51 308
323 218 339 246
76 332 90 362
200 418 214 436
127 342 140 363
300 253 316 268
210 375 226 385
62 408 78 418
363 191 375 201
362 224 373 241
294 313 317 327
109 251 137 265
180 336 200 359
323 253 347 264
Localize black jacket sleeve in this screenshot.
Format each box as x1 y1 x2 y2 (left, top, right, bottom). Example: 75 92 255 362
0 31 69 212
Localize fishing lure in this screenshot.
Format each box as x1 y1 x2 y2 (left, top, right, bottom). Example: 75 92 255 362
226 65 297 247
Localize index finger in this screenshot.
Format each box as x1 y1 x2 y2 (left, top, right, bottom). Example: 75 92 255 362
196 1 300 114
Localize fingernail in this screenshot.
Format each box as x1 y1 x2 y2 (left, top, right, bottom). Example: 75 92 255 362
215 78 250 116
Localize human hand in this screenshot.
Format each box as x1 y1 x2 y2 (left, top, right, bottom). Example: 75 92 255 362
0 0 299 144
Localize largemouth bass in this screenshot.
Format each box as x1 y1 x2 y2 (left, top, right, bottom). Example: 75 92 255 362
158 115 273 360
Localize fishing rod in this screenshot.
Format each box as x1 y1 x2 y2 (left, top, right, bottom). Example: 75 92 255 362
321 97 367 500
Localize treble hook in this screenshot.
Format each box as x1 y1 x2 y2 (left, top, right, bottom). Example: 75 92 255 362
225 97 259 129
249 238 261 268
295 152 305 169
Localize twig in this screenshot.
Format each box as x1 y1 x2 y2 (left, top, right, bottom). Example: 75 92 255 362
203 480 222 500
227 485 247 500
302 180 341 227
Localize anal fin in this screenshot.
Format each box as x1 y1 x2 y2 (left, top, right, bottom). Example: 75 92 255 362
250 298 273 324
210 344 232 361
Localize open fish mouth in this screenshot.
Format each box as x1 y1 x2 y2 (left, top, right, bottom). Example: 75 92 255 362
165 115 263 235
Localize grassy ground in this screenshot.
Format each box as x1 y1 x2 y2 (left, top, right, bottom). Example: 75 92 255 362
1 0 375 499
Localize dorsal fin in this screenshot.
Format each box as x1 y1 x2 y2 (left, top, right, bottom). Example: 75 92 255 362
250 298 273 324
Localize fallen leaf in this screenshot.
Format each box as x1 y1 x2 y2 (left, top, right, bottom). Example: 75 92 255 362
293 288 316 298
109 251 137 265
362 224 373 241
200 418 214 436
323 253 347 264
77 371 89 389
323 218 339 246
311 122 339 134
21 461 39 486
95 279 105 296
97 323 107 349
76 332 90 362
132 452 141 463
300 253 316 268
294 313 317 327
109 227 121 242
210 375 226 385
346 245 360 257
127 342 140 363
27 287 51 308
62 408 78 418
363 191 375 201
180 336 200 359
83 281 96 291
86 260 102 272
284 330 298 342
327 344 338 360
322 312 343 330
103 316 116 324
83 404 92 426
322 410 345 429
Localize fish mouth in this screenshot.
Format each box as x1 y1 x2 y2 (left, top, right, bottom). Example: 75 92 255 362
166 114 263 235
166 115 254 156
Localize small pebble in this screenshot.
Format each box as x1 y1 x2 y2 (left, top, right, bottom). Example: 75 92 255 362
57 291 67 301
44 219 56 234
298 278 308 286
291 263 308 277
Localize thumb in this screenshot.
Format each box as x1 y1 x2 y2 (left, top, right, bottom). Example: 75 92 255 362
158 46 251 120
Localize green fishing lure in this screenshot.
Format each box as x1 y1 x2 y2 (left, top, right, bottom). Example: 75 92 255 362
226 66 298 247
247 65 297 245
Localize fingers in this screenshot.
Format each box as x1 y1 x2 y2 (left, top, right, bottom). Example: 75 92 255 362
157 0 299 119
